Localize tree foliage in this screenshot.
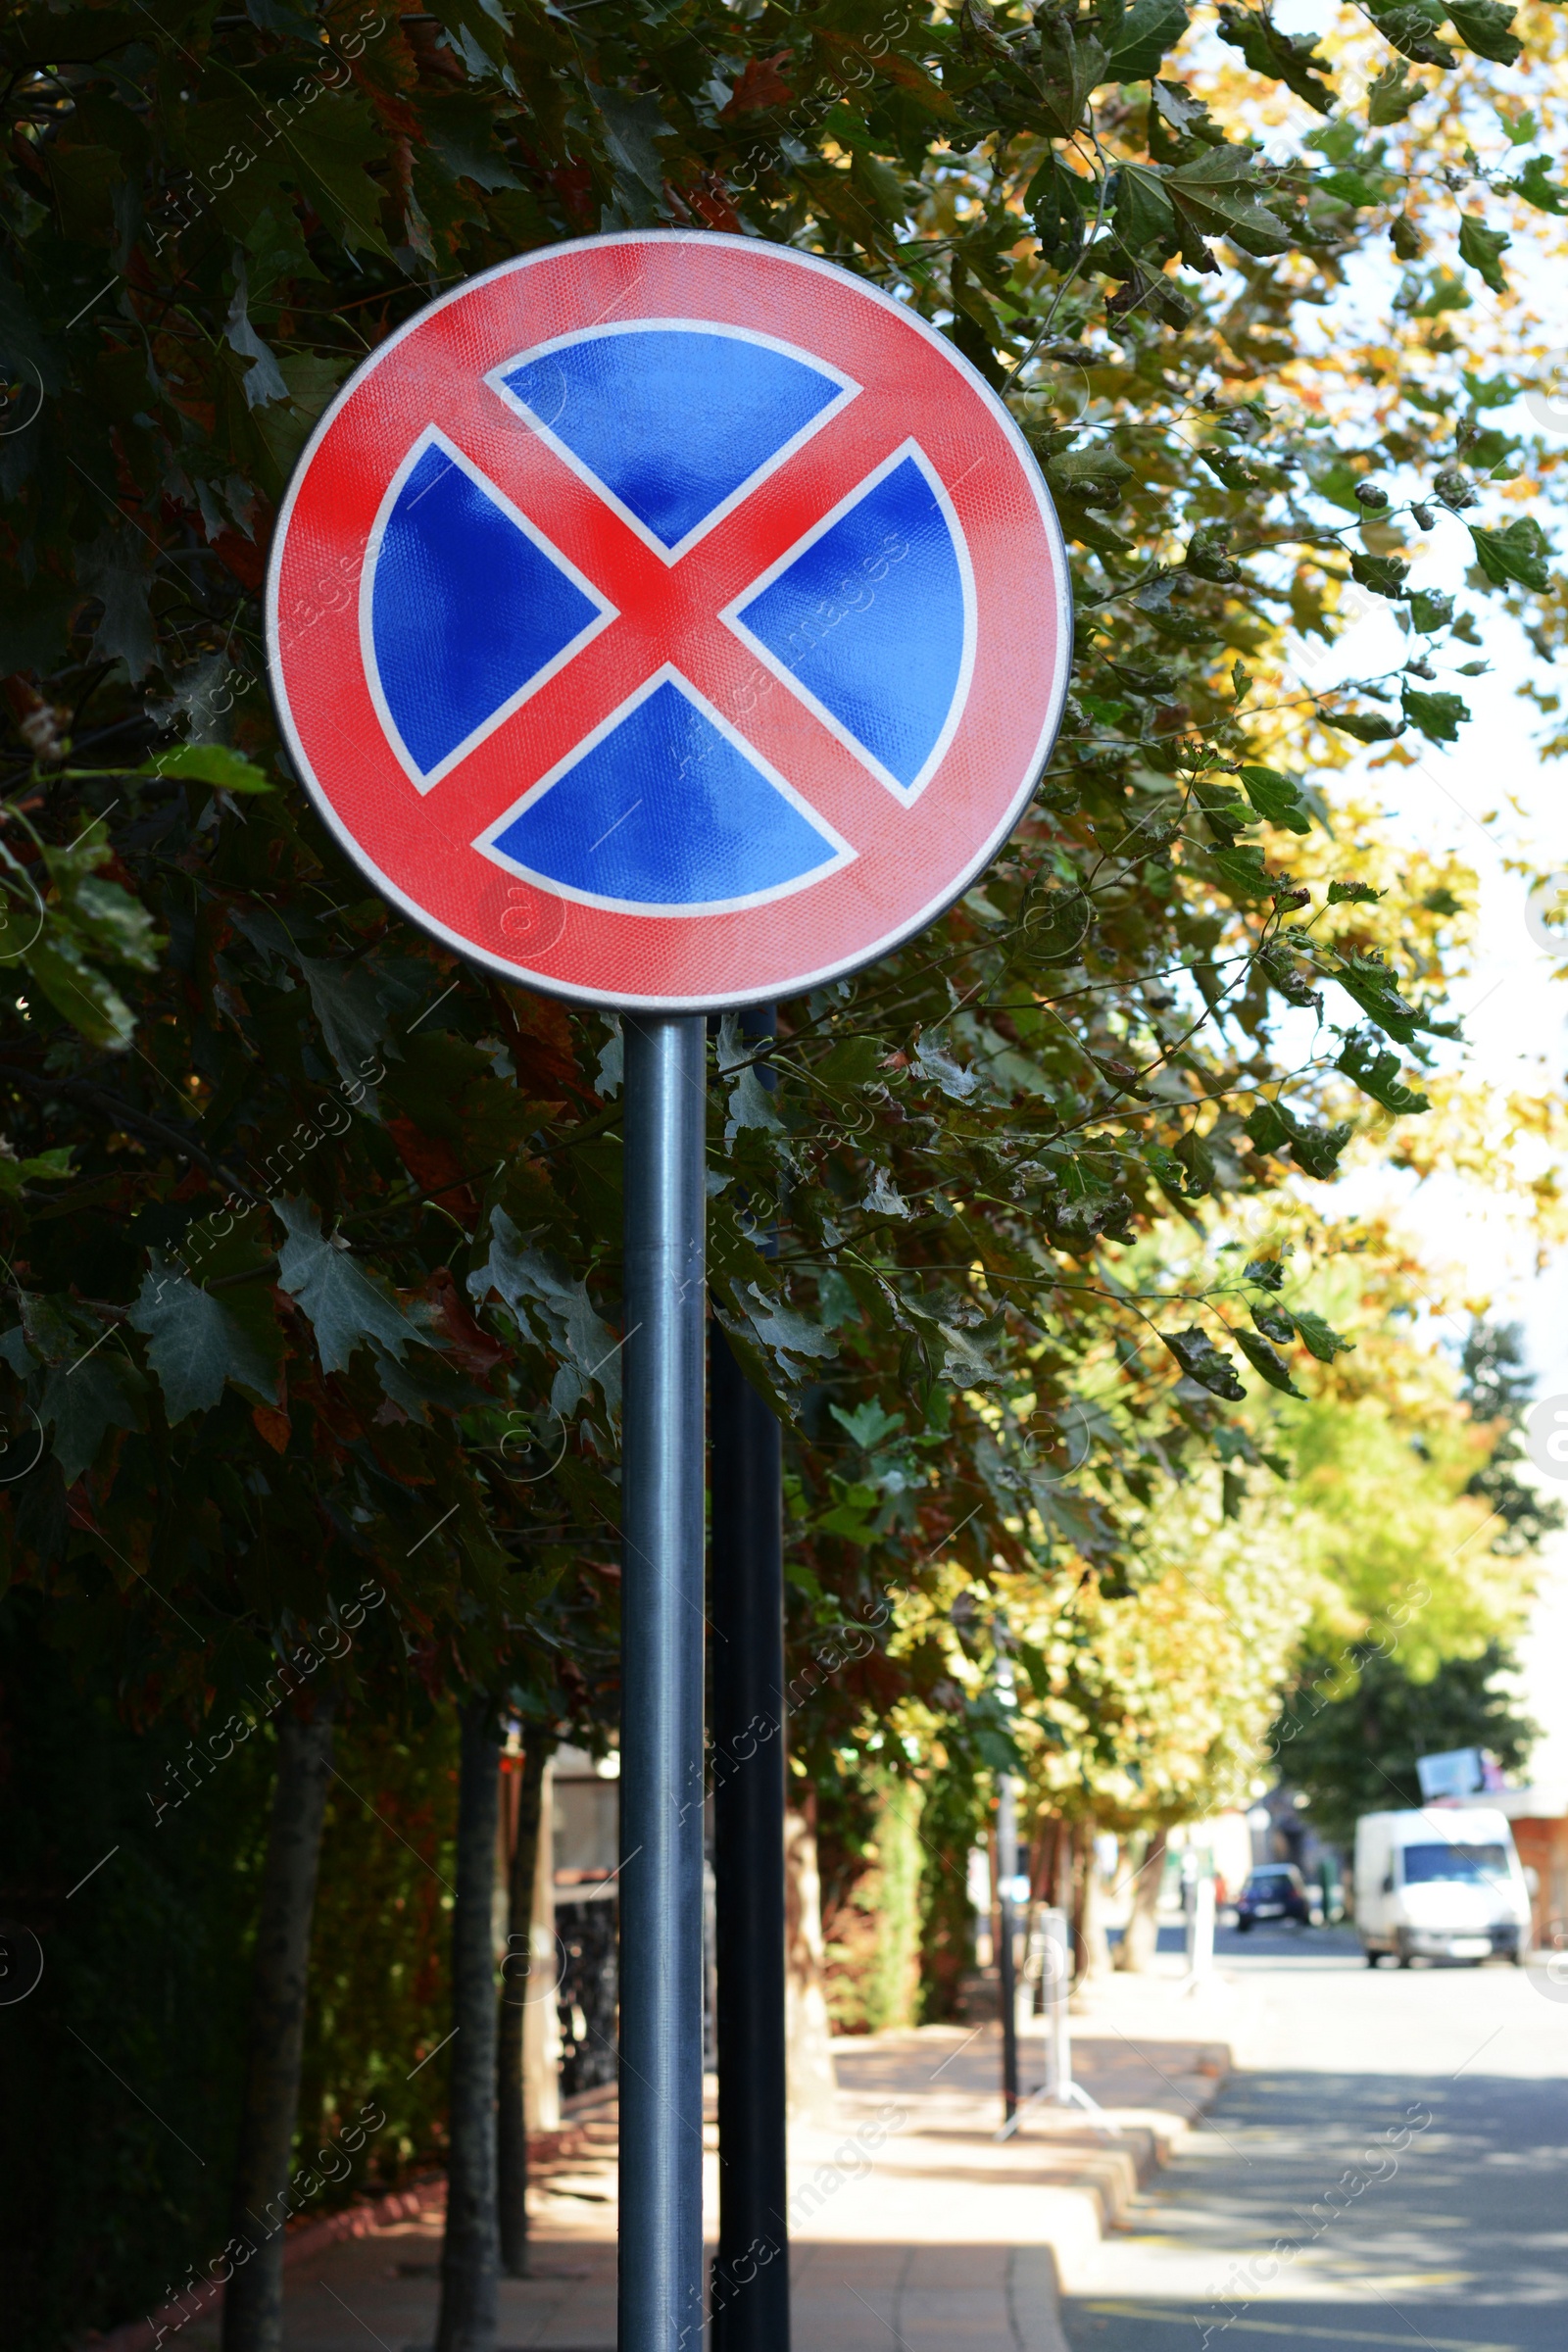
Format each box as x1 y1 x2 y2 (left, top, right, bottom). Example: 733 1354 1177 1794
1273 1638 1538 1846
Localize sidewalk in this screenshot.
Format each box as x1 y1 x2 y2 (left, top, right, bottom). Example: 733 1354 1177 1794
146 1963 1235 2352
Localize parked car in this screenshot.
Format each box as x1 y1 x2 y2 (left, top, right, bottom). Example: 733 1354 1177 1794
1235 1864 1320 1930
1354 1807 1530 1967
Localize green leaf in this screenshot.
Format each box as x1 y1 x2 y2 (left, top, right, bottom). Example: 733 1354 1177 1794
1321 708 1406 744
40 1352 144 1484
0 1147 74 1201
724 1062 785 1141
719 1013 784 1135
1237 764 1311 834
1399 683 1469 742
1335 1031 1431 1115
1469 515 1550 592
913 1034 978 1101
1207 844 1279 901
1245 1257 1287 1294
1144 1140 1191 1198
716 1278 838 1396
1215 3 1334 111
1259 942 1321 1009
1329 954 1454 1045
79 530 155 684
128 1259 280 1420
1104 0 1191 79
1408 588 1454 632
1163 1325 1247 1399
1291 1307 1355 1362
1446 0 1522 64
1410 268 1472 318
1114 161 1178 252
1316 166 1392 209
1367 61 1424 122
1148 77 1222 154
143 743 272 793
1327 879 1384 905
275 1198 426 1376
1235 1328 1304 1396
1510 154 1568 216
1349 551 1409 601
289 92 389 250
1457 213 1511 294
830 1399 906 1452
591 81 674 223
1250 1296 1295 1341
1167 144 1291 257
1173 1128 1216 1195
1036 12 1109 137
815 1037 885 1090
1292 1120 1352 1180
1365 0 1456 67
299 956 393 1096
419 92 523 189
44 837 161 972
1245 1101 1351 1178
1051 494 1136 554
22 927 136 1052
1028 150 1093 254
467 1205 620 1415
1045 447 1135 503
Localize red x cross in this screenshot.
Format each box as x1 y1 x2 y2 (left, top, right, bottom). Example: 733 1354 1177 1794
417 370 916 858
270 234 1068 1009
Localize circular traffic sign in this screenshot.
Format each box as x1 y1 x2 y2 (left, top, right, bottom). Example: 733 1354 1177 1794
268 232 1071 1011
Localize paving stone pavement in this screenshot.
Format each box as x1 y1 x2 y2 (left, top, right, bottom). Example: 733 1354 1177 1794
149 1964 1234 2352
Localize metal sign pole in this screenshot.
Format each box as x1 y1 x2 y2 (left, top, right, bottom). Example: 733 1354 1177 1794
619 1014 707 2352
710 1326 789 2346
996 1773 1021 2127
1044 1903 1072 2101
710 1006 789 2347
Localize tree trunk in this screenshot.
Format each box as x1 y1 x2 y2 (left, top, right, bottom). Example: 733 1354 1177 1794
782 1806 837 2124
1117 1825 1167 1973
497 1737 552 2278
1072 1821 1112 1985
436 1700 502 2352
222 1695 335 2352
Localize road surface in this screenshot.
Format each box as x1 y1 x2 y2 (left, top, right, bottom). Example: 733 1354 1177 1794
1061 1921 1568 2352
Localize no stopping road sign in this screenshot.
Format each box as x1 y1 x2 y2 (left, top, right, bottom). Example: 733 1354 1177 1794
268 230 1071 1012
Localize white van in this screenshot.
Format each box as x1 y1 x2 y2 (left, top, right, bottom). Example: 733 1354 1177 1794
1354 1807 1530 1967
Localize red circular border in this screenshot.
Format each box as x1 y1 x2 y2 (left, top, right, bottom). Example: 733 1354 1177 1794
267 233 1071 1011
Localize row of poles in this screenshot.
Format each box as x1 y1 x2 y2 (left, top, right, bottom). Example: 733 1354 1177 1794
617 1013 1085 2346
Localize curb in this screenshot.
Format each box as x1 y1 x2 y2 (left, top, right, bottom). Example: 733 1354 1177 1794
1007 2033 1234 2347
1010 2245 1073 2352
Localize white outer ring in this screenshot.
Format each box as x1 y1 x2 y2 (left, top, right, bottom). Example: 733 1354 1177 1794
264 229 1073 1015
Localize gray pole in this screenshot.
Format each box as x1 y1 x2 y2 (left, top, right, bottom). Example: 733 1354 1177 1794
710 999 789 2352
996 1772 1020 2127
619 1014 708 2352
710 1328 789 2349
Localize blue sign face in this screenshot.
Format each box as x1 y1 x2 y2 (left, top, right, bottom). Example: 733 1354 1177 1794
270 231 1071 1010
363 320 974 915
